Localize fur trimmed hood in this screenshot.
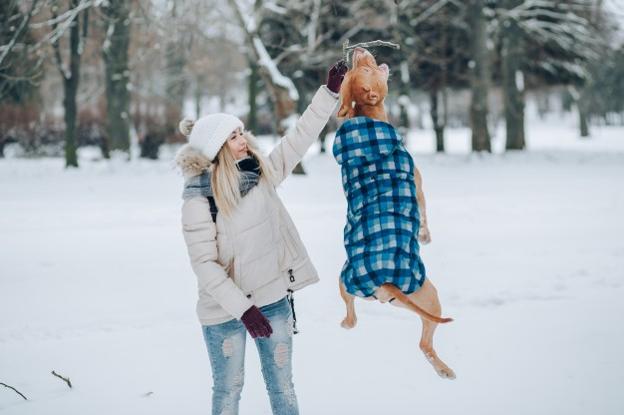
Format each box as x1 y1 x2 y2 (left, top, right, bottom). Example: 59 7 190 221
175 144 211 178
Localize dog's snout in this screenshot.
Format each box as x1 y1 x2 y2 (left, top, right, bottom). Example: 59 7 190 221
353 47 373 63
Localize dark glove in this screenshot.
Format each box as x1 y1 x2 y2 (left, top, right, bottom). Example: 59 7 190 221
241 305 273 338
326 60 348 93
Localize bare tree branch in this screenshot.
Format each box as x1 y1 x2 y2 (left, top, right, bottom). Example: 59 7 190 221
0 0 41 67
343 39 400 64
50 5 70 80
51 370 72 388
0 382 28 400
409 0 452 28
33 0 94 49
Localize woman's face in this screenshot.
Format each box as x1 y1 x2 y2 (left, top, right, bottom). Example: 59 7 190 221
226 128 249 160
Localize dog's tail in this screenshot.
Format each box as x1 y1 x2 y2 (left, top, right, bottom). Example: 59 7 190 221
382 284 453 324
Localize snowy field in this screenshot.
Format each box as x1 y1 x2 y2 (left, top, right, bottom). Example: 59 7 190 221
1 118 623 414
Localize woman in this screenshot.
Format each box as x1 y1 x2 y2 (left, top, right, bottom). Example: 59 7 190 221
175 61 347 415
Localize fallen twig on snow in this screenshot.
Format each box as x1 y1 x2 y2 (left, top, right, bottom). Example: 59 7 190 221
0 382 28 400
51 371 72 389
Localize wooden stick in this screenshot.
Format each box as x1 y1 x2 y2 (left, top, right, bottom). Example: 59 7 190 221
51 371 72 389
343 39 401 65
0 382 28 400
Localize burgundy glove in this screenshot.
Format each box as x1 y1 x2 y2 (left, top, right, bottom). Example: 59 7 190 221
241 305 273 338
326 60 348 94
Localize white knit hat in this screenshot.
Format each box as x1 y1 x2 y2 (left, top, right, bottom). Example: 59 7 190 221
187 113 244 161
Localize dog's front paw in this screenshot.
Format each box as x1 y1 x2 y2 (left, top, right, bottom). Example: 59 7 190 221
418 226 432 245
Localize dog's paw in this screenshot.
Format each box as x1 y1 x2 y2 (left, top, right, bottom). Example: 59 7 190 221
436 365 456 380
340 317 357 329
423 349 456 380
418 226 432 245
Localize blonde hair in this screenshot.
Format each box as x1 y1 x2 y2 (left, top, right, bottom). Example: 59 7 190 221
211 131 274 217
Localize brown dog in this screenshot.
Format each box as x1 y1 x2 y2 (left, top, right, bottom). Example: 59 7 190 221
337 47 455 380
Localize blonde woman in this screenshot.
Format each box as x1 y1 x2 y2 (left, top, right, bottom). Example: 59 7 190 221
175 61 347 415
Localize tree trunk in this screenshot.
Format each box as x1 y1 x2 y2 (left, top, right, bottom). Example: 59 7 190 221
430 89 444 152
247 61 258 132
62 1 82 168
579 90 590 137
398 61 410 131
467 0 492 152
502 0 526 150
102 0 131 157
164 3 188 146
194 84 201 120
63 78 78 167
579 102 590 137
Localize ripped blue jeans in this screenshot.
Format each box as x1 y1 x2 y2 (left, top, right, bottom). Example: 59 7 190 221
201 297 299 415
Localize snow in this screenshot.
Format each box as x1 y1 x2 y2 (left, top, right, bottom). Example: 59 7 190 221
1 116 623 414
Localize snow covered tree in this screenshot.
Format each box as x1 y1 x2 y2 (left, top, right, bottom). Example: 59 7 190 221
227 0 299 136
0 0 44 158
584 45 624 123
227 0 341 172
489 0 603 146
0 0 43 103
396 0 471 152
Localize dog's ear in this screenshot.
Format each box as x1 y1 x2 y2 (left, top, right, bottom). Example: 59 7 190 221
337 70 355 119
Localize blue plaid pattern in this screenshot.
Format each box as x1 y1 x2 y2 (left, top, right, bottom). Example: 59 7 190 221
332 116 426 298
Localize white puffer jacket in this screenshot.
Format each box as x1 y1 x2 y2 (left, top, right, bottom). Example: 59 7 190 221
178 86 338 325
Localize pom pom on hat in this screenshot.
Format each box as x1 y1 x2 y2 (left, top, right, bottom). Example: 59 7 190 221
185 113 244 161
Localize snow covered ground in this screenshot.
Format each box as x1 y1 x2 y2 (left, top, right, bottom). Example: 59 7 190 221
1 118 623 414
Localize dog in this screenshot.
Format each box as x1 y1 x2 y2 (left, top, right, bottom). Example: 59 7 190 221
333 47 455 380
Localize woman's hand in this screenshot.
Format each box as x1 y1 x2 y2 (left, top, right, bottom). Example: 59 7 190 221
326 60 348 93
241 305 273 338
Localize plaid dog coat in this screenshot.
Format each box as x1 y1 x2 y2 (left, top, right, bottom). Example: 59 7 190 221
332 116 427 298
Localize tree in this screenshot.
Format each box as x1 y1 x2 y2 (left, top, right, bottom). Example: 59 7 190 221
500 0 526 150
0 0 43 102
0 0 44 158
468 0 492 152
164 2 190 143
397 0 471 152
50 0 91 168
101 0 131 157
491 0 602 143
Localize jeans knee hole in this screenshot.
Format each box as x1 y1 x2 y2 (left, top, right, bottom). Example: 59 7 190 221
222 337 235 358
273 342 289 368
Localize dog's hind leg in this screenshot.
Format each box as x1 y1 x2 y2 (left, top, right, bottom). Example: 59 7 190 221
339 277 357 329
390 279 456 380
